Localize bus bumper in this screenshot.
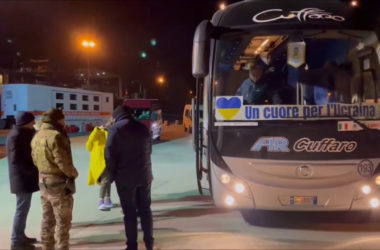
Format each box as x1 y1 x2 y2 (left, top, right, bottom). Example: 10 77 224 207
211 163 380 211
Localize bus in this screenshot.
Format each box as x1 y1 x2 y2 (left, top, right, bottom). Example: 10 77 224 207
124 99 163 140
192 0 380 222
1 84 113 132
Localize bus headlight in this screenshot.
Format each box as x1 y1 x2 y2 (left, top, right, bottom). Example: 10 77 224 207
374 175 380 186
216 169 249 197
361 185 371 195
225 195 235 206
234 183 246 194
370 198 380 208
220 174 231 184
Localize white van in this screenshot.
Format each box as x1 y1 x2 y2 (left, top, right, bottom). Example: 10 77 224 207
183 104 192 133
183 104 203 133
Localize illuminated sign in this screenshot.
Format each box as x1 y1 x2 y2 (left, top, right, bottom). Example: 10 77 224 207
293 137 357 153
251 137 358 153
253 8 345 23
251 137 290 152
215 96 380 121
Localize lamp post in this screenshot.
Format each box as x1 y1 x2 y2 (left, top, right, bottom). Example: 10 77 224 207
219 2 227 10
156 75 165 87
82 40 96 85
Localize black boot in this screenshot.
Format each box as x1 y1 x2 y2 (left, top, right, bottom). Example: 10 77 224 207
11 242 35 250
23 236 37 244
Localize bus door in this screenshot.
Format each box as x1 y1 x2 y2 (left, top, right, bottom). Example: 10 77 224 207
192 21 213 195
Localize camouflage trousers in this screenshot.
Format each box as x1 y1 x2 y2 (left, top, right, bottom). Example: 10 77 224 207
40 188 73 250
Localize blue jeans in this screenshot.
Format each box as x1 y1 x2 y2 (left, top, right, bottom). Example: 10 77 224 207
11 193 33 244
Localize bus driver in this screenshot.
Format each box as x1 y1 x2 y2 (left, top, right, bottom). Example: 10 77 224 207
236 58 280 105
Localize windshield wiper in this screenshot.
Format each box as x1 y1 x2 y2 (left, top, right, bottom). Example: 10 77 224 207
346 116 372 130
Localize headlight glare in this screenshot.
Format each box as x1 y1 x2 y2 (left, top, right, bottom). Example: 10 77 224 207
234 183 245 194
220 174 231 184
225 195 235 206
370 198 380 208
361 185 371 195
375 175 380 186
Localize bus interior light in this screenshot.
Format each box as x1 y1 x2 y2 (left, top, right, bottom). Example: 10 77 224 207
361 185 371 195
225 195 235 206
370 198 380 208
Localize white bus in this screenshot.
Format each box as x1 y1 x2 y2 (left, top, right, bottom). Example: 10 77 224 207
1 84 113 133
192 0 380 222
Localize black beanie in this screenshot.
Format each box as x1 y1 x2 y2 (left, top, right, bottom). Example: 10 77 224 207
42 108 65 124
112 105 132 120
15 112 35 126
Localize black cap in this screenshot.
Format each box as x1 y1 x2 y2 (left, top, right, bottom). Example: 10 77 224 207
15 112 35 127
251 57 267 70
112 105 132 121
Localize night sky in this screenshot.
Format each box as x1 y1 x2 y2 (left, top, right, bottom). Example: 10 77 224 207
0 0 240 114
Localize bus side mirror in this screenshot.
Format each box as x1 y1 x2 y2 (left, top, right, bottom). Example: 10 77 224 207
192 20 213 78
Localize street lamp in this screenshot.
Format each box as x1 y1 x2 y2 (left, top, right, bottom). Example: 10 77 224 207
156 76 165 86
219 2 227 10
82 41 89 47
81 40 96 85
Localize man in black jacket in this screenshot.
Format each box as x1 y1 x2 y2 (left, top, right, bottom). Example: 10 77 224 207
7 112 39 250
105 105 154 250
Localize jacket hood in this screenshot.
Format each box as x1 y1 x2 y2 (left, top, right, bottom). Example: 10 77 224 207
115 113 131 122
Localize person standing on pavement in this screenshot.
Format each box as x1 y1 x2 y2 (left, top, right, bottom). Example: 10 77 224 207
86 120 114 211
105 105 154 250
7 112 39 250
31 109 78 250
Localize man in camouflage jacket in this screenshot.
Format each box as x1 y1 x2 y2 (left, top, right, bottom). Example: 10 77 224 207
31 109 78 250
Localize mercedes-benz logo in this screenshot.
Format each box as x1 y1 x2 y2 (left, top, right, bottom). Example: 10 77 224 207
297 165 313 177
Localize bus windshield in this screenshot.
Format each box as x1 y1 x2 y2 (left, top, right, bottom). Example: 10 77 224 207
213 29 380 122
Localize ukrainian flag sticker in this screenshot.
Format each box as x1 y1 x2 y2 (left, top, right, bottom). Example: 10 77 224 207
216 96 242 120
